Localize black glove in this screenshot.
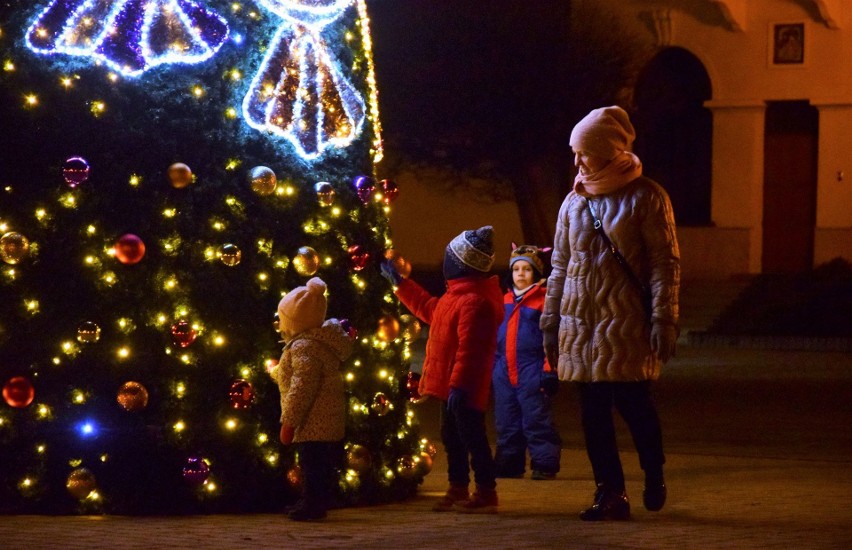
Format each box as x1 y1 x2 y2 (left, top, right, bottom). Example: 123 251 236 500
446 387 466 414
543 329 558 370
650 321 678 363
380 259 403 286
540 371 559 397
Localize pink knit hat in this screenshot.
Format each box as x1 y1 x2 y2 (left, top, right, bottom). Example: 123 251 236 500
569 105 636 161
277 277 327 338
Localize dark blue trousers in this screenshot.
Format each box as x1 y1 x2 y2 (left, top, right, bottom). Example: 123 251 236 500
440 402 497 490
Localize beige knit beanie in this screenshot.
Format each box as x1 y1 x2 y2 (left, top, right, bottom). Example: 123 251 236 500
277 277 327 338
569 105 636 161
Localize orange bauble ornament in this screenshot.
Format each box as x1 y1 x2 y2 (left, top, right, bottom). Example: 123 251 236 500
116 381 149 412
383 249 411 278
376 314 400 342
3 376 34 408
113 234 145 265
168 162 193 188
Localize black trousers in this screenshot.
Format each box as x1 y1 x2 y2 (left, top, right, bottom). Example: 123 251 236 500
578 381 665 491
440 402 497 490
296 440 342 509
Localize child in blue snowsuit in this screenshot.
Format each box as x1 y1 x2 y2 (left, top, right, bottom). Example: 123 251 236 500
493 245 562 479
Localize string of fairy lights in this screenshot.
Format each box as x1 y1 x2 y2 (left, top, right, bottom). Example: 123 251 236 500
0 1 425 510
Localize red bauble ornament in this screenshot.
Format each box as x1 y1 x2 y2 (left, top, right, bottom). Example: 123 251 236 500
228 379 255 409
353 175 375 204
171 320 197 348
116 381 149 412
3 376 35 408
406 371 422 403
339 319 357 339
379 179 399 204
182 456 210 484
113 234 146 265
347 244 370 271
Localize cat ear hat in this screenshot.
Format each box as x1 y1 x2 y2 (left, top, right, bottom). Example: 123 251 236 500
509 243 552 280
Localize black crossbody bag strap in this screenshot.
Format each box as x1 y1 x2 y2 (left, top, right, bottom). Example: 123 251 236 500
586 198 652 318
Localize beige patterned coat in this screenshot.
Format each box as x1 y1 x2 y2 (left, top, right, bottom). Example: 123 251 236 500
540 177 680 382
271 319 352 442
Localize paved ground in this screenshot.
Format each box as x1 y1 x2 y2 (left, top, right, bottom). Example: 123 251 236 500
1 345 850 549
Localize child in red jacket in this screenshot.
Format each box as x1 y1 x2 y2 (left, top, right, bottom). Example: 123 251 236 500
382 226 504 514
493 244 561 480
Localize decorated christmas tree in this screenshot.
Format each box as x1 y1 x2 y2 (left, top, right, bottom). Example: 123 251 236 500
0 0 430 514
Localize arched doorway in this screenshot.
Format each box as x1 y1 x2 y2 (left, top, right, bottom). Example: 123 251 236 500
633 47 712 226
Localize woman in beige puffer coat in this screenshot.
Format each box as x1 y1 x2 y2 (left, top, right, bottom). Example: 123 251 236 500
541 106 679 522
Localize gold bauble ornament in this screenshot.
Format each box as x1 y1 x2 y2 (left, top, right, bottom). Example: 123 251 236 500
249 166 277 196
168 162 194 189
76 321 101 344
376 314 400 342
292 246 320 277
0 232 30 265
417 451 434 475
346 444 372 473
371 392 391 416
66 468 97 500
314 181 335 206
396 455 418 479
218 243 242 266
399 314 422 342
116 381 149 412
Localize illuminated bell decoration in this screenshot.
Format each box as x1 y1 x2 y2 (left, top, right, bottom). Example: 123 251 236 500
399 314 422 342
62 156 90 187
113 234 146 265
376 314 400 342
396 455 418 480
346 444 372 473
286 465 303 490
3 376 35 408
383 249 411 279
314 181 335 206
218 243 242 266
353 175 376 204
171 320 197 348
379 179 399 204
0 232 30 265
339 319 357 339
406 371 423 403
66 468 97 500
182 456 211 485
168 162 194 189
348 244 370 271
417 451 434 475
76 321 101 344
371 392 391 416
249 166 277 196
228 379 255 409
292 246 320 277
116 381 149 412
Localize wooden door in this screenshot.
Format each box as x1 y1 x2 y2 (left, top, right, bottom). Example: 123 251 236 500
762 101 818 273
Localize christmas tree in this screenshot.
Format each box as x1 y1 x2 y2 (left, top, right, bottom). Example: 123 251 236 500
0 0 430 514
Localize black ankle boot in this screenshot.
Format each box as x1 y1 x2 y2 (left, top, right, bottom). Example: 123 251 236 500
643 474 667 512
579 484 630 521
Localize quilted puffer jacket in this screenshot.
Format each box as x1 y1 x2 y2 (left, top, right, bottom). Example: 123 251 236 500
395 275 504 411
540 176 680 382
272 319 352 442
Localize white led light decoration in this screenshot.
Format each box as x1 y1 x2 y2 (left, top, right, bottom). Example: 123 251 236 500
242 0 366 160
25 0 229 77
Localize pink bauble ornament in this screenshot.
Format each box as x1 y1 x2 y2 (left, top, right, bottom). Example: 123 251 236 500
113 234 145 265
3 376 35 408
63 157 90 187
353 175 375 204
182 456 210 484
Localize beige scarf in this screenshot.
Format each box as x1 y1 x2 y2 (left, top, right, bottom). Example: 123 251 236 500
573 151 643 197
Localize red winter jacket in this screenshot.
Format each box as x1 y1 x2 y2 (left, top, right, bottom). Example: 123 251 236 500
396 275 504 411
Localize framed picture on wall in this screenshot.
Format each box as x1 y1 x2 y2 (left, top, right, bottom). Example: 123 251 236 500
771 22 805 65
